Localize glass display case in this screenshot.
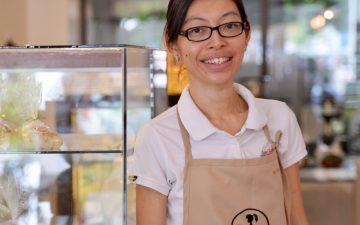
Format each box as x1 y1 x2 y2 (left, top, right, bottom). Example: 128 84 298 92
0 45 167 225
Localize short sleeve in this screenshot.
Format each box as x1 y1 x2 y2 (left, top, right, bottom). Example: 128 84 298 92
279 105 308 168
133 123 171 196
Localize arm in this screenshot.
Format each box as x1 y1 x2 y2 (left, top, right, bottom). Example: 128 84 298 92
284 163 310 225
136 184 167 225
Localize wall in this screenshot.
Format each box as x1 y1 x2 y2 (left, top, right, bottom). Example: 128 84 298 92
26 0 69 45
0 0 27 45
0 0 80 46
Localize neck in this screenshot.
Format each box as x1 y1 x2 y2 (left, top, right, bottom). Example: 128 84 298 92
188 83 248 120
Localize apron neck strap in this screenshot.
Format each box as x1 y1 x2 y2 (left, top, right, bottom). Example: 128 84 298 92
263 125 282 150
263 126 290 223
176 106 193 161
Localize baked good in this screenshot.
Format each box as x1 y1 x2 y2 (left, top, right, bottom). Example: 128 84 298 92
11 120 62 150
0 119 13 150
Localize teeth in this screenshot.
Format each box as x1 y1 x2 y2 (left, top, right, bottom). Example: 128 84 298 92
204 57 229 64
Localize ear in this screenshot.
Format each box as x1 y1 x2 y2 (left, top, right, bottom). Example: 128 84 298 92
164 34 181 58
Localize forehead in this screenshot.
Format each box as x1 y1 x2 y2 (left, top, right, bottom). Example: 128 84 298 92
185 0 240 22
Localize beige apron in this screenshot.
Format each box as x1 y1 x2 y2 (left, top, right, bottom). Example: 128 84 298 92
177 114 291 225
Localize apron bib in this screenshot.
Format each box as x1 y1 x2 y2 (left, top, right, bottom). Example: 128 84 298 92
177 112 291 225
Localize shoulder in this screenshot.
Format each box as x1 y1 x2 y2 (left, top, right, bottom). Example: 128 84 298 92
256 98 295 125
145 106 178 132
256 98 289 113
136 106 180 145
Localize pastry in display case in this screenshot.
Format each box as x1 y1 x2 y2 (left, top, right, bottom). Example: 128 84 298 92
0 73 62 151
0 45 167 225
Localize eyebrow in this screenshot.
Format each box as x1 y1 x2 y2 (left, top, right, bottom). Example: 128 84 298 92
183 11 241 25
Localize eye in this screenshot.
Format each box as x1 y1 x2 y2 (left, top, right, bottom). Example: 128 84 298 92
223 22 241 30
187 26 206 35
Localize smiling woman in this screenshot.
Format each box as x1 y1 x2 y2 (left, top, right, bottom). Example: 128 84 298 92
134 1 310 225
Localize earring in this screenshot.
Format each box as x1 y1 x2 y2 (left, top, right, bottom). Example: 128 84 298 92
174 55 180 62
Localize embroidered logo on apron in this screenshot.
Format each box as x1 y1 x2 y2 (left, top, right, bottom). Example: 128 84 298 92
231 208 270 225
261 142 274 156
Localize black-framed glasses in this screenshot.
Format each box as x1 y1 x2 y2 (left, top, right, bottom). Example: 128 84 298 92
179 21 247 42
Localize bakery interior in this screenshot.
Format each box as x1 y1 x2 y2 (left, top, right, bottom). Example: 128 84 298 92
0 0 360 224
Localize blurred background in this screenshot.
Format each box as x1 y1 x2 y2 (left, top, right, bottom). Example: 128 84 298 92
1 0 360 225
2 0 359 136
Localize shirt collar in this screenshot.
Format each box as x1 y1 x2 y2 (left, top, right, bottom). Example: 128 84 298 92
177 83 267 141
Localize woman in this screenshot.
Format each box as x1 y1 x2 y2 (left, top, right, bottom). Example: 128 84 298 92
134 0 310 225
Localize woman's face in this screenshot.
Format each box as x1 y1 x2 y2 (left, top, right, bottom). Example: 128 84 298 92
170 0 250 88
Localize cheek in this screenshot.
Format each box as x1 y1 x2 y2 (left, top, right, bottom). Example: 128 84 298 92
182 52 191 59
181 52 194 66
180 45 196 59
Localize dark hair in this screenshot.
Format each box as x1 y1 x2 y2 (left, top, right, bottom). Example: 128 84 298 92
164 0 249 45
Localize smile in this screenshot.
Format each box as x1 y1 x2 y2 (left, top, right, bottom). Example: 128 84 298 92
203 57 231 65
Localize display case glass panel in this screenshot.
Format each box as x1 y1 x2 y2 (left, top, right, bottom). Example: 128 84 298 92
0 45 167 225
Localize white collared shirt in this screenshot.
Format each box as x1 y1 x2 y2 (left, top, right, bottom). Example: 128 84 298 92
134 83 307 225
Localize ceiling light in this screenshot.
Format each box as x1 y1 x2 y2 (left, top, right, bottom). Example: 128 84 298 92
324 9 334 20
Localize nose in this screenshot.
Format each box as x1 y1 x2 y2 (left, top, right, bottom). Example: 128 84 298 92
207 30 226 49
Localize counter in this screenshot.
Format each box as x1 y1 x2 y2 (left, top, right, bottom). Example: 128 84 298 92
300 157 360 225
